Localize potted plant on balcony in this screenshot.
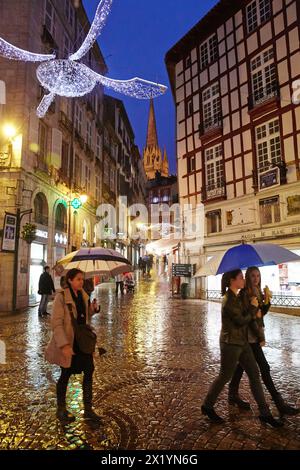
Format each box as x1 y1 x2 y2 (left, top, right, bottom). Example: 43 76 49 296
21 222 37 244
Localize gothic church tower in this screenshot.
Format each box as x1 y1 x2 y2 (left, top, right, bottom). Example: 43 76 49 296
143 99 169 180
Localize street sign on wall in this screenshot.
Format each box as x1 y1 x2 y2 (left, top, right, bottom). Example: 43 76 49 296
172 263 195 277
1 213 17 252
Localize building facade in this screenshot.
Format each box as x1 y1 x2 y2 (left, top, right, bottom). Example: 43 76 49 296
166 0 300 297
0 0 108 310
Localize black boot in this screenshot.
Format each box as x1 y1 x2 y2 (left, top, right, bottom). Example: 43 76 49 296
259 414 284 428
56 406 75 424
228 394 251 410
83 379 102 423
56 375 75 424
201 405 225 424
273 393 300 416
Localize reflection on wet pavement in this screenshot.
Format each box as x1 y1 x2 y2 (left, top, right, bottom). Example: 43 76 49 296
0 271 299 450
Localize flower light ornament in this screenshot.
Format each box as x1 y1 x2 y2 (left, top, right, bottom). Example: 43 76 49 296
0 0 167 118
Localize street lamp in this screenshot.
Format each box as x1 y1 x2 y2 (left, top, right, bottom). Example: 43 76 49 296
3 123 16 139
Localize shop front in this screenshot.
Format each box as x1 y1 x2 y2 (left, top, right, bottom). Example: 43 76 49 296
28 228 48 305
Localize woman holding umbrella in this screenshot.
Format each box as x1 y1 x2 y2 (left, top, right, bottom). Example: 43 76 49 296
228 266 299 416
201 269 283 427
45 268 101 425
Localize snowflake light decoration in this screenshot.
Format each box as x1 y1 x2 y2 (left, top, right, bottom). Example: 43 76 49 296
0 0 167 118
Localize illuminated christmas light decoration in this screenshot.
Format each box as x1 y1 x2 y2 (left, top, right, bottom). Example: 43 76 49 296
0 0 167 118
0 37 55 62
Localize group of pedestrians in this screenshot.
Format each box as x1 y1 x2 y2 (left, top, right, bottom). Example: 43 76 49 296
41 264 298 429
201 266 299 427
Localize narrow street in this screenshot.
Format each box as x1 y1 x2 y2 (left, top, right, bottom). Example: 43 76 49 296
0 272 299 450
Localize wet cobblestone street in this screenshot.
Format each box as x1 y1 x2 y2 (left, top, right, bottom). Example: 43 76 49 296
0 273 299 450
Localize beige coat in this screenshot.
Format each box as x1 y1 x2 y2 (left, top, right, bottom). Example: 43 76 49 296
45 287 96 368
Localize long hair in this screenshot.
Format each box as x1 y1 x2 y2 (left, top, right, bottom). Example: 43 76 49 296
221 269 242 296
65 268 84 286
245 266 263 301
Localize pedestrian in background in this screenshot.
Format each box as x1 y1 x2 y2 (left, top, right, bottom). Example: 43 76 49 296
115 273 124 295
38 266 55 317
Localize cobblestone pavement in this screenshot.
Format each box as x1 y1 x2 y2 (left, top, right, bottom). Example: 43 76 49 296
0 272 300 450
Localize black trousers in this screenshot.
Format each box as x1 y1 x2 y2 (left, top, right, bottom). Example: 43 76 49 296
56 354 95 409
204 342 270 416
229 342 279 400
115 281 124 295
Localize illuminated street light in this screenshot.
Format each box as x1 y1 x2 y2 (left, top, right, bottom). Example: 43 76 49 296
3 123 16 139
79 194 88 204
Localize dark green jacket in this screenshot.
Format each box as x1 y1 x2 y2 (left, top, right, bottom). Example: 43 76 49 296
220 289 258 346
239 288 270 343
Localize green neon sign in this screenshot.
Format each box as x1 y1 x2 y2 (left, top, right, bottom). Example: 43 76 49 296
71 198 82 210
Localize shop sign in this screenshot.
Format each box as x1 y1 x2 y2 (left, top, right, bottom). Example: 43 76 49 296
1 213 17 252
259 168 279 190
287 195 300 216
172 263 195 277
36 229 48 239
54 233 67 245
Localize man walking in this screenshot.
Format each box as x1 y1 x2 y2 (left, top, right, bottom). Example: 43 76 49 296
38 266 55 317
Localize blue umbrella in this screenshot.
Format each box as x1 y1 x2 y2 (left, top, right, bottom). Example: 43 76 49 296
194 243 300 277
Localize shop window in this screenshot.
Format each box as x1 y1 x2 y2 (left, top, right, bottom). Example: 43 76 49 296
206 210 222 234
55 203 67 232
259 196 280 225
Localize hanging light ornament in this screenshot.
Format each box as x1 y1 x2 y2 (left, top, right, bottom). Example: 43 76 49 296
0 0 167 118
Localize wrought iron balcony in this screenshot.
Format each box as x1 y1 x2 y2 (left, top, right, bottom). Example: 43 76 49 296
199 114 222 136
34 214 49 226
248 83 280 110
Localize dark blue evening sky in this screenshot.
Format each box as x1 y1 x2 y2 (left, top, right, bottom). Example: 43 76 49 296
83 0 219 174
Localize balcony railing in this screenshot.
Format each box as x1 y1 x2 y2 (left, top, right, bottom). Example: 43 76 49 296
203 180 226 201
248 83 280 110
59 111 73 132
206 290 300 308
199 114 222 136
55 222 67 233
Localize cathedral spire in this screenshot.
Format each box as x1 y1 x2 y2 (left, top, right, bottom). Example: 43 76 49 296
146 98 159 148
162 147 169 177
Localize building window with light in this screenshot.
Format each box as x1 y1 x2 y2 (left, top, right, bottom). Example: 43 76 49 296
199 33 218 70
259 196 280 225
256 119 281 172
205 144 224 199
246 0 272 33
251 48 277 106
45 0 57 39
202 82 221 132
206 210 222 234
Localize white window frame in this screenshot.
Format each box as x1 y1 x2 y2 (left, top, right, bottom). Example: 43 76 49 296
206 210 222 234
202 83 221 131
199 33 218 70
251 48 277 106
246 0 272 33
256 119 281 172
205 145 224 197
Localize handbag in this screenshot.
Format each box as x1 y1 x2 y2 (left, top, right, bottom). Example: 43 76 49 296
66 302 97 355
